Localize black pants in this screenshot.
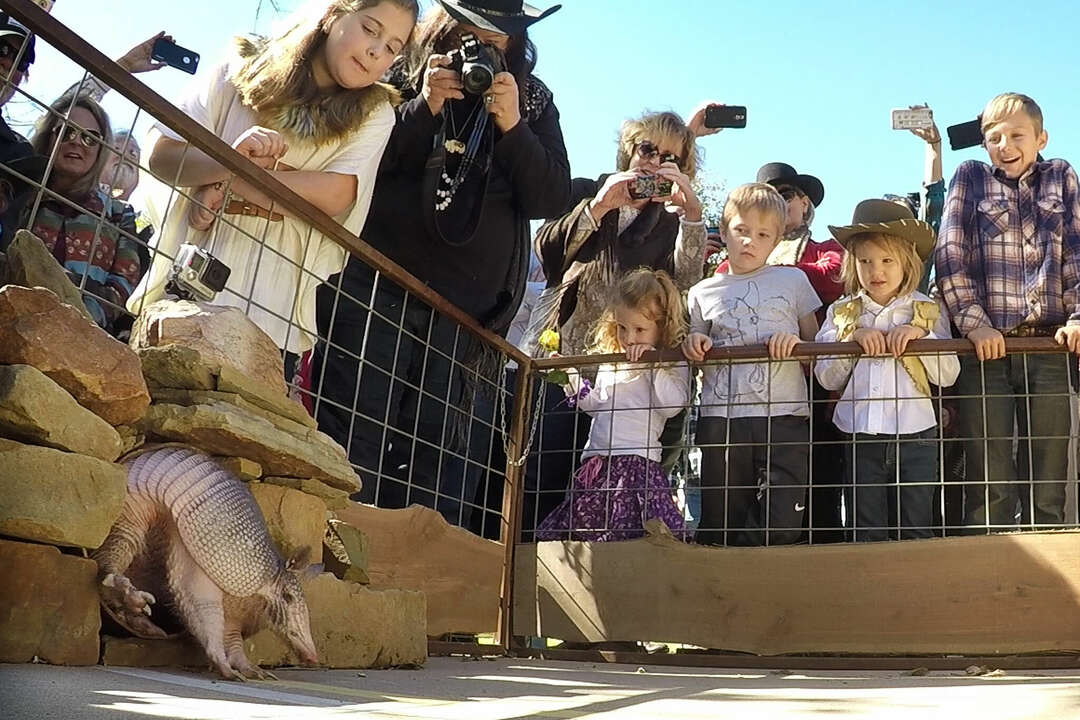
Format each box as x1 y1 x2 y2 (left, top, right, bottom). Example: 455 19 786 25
696 415 809 546
846 428 938 542
955 353 1072 532
807 379 846 542
313 258 481 528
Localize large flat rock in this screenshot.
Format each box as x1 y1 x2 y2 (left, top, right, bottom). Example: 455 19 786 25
0 538 100 665
0 285 149 425
249 483 326 566
0 364 122 461
5 229 92 321
101 577 427 670
247 573 427 669
130 300 287 395
0 438 127 549
137 345 215 391
138 401 360 492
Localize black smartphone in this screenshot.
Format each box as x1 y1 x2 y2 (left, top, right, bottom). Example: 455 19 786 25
151 38 199 75
704 105 747 129
947 118 983 151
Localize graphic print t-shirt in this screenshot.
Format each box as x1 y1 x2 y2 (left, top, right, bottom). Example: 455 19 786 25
687 265 821 418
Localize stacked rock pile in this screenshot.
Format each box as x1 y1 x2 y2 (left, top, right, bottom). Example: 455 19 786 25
0 235 426 670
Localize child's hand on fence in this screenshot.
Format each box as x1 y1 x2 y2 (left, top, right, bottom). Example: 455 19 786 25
966 326 1006 361
1055 325 1080 354
887 324 927 357
767 332 801 360
681 333 712 362
625 343 656 363
851 327 887 357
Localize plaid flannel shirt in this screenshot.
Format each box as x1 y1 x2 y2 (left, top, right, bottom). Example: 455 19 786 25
934 158 1080 335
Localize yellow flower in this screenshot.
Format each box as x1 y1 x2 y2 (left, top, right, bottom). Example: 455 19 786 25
537 329 560 353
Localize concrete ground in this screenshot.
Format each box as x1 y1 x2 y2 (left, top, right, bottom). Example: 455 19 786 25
2 657 1079 719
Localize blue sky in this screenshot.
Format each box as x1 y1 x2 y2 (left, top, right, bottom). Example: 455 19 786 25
10 0 1080 238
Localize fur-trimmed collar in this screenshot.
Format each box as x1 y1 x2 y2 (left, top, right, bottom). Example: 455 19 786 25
232 37 400 146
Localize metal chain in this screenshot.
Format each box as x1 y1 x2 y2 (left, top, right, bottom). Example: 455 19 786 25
498 362 546 467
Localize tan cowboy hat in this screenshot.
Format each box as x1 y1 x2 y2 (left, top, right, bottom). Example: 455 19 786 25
829 198 936 261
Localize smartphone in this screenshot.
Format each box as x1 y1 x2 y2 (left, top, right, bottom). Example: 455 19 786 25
704 105 747 129
947 119 983 151
891 107 933 130
151 38 199 75
628 175 673 200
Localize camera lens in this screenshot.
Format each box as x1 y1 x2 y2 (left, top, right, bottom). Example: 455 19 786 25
202 261 231 292
462 63 494 95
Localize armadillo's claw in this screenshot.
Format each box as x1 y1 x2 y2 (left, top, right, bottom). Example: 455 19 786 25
101 573 117 588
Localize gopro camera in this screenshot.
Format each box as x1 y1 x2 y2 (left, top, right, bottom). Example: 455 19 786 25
166 243 230 302
446 32 505 95
628 175 673 200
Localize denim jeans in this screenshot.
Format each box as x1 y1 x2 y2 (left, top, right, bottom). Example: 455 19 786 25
845 428 938 542
955 352 1072 532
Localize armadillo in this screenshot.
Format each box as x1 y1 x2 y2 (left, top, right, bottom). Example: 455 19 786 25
93 445 319 680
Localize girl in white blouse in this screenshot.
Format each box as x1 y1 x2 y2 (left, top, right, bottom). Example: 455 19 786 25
536 268 691 541
130 0 418 356
814 199 960 541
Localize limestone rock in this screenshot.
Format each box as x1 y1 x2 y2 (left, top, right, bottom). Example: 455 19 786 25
0 438 127 548
101 636 206 668
0 538 100 665
249 483 325 565
217 365 316 429
138 401 360 492
323 519 370 584
217 456 262 481
130 300 286 395
0 364 123 461
114 424 145 455
0 285 149 425
149 388 313 437
247 573 426 669
265 476 351 510
137 345 215 391
5 230 93 321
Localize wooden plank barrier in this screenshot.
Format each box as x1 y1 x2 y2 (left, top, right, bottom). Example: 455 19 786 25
514 531 1080 655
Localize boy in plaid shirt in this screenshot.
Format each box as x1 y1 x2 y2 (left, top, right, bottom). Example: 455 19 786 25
935 92 1080 532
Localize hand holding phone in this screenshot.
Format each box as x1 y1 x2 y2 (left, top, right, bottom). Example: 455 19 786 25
704 104 747 129
891 107 934 130
151 37 199 75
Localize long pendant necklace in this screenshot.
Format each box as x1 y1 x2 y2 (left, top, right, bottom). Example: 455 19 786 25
435 99 490 212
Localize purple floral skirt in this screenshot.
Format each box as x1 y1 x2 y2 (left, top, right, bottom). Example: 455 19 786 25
535 454 687 542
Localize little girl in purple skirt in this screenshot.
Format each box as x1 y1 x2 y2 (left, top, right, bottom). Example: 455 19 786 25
536 268 690 541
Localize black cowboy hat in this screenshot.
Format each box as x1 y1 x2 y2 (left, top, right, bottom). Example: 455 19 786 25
757 162 825 208
436 0 561 36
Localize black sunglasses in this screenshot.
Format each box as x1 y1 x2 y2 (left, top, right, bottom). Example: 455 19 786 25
0 40 31 73
636 140 681 169
52 124 103 148
776 185 802 201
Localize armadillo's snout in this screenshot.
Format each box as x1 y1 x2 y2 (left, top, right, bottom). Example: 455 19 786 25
292 630 319 665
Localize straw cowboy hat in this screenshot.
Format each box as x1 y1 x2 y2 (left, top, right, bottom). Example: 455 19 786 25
828 198 936 261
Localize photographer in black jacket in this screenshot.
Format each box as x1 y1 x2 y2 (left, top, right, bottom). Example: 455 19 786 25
314 0 569 528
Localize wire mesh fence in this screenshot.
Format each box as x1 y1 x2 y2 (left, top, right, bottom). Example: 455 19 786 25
522 342 1079 545
0 2 529 546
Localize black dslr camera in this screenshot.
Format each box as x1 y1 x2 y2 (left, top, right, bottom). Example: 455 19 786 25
166 243 231 302
446 32 505 95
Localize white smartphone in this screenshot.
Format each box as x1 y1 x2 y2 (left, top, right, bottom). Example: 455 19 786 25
891 107 934 131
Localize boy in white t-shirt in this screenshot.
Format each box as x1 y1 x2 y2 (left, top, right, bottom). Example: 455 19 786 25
683 183 822 546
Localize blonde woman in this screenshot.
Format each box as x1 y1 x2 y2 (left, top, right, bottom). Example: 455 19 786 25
129 0 418 358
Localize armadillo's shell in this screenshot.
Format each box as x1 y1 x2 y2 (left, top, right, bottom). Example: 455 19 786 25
126 446 282 597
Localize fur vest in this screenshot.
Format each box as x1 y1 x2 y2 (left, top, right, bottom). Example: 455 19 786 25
231 37 400 146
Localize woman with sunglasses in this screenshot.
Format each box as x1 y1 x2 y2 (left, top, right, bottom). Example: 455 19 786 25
523 110 705 537
21 91 141 335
